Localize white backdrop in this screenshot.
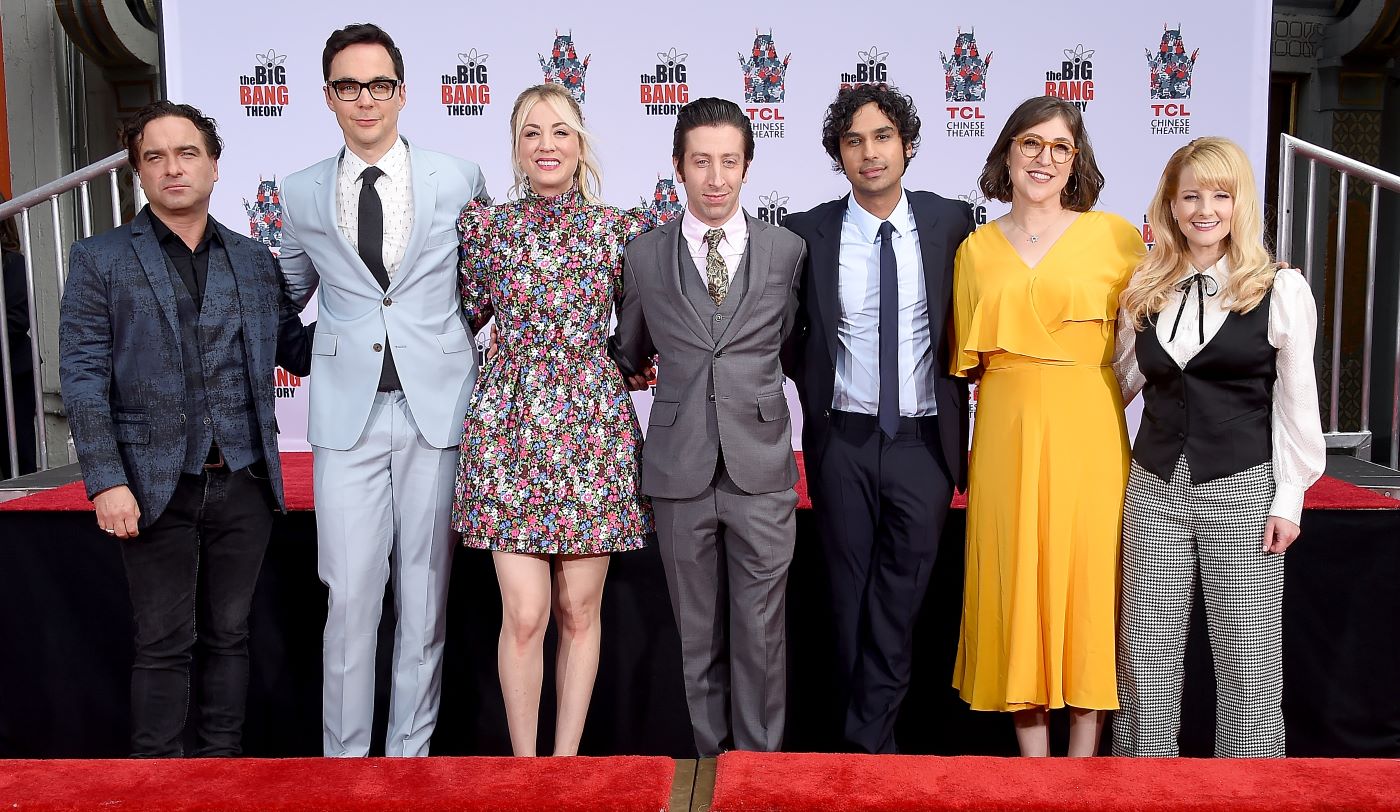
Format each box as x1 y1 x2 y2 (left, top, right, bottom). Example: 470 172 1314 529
162 1 1272 451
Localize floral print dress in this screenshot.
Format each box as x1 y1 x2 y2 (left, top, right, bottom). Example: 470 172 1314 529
453 185 654 555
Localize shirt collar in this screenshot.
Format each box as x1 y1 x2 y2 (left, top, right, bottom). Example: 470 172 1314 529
146 205 219 251
845 190 912 243
342 137 409 184
682 204 748 250
1182 256 1230 285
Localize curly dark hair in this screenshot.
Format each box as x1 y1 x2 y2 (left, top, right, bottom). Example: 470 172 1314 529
978 95 1104 211
820 85 920 173
323 23 405 82
122 100 223 169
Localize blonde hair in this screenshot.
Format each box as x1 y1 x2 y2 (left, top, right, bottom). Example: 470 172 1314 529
1121 136 1275 328
508 83 603 204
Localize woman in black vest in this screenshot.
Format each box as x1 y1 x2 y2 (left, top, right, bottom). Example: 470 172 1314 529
1111 137 1324 757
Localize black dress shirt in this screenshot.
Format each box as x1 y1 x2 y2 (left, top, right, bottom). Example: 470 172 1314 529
149 210 220 310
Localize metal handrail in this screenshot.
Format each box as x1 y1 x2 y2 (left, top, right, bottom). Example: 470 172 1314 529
0 150 141 480
1276 133 1400 469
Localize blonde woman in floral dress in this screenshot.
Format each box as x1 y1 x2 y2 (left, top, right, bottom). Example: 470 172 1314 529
455 83 653 757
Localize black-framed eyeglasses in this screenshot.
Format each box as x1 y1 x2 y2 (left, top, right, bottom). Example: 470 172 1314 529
1011 134 1079 164
327 79 400 102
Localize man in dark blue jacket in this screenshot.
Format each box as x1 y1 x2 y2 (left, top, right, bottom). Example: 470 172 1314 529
59 100 309 757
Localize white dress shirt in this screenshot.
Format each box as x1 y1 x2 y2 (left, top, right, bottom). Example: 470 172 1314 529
833 191 936 417
337 137 413 280
1115 261 1325 523
681 205 748 285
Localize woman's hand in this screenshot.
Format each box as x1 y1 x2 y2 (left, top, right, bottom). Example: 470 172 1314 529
1263 516 1301 554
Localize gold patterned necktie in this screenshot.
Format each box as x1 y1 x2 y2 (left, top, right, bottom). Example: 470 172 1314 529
704 228 728 306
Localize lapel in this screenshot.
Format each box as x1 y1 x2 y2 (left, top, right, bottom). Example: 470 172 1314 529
908 191 951 346
392 139 436 293
660 215 712 346
809 198 846 366
215 223 264 374
317 147 386 291
130 209 180 341
716 212 772 350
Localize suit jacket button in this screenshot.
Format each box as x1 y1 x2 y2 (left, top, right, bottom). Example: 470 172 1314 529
823 409 830 418
204 417 212 425
179 413 186 423
383 296 393 306
708 393 716 402
373 343 383 352
714 350 724 358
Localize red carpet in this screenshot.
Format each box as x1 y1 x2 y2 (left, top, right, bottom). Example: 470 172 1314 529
709 752 1400 811
0 755 674 811
2 451 1394 513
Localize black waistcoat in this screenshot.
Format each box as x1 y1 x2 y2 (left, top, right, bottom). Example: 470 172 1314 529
1133 289 1276 484
168 245 262 474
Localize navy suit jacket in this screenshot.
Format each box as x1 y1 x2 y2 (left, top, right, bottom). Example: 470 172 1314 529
59 208 311 527
781 190 974 490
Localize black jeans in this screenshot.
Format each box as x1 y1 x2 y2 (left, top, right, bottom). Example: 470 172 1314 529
118 462 274 757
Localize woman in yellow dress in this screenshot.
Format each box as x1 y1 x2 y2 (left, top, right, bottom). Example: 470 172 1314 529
951 95 1145 756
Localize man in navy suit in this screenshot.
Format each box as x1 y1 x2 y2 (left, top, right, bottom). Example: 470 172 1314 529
59 101 310 757
783 86 973 754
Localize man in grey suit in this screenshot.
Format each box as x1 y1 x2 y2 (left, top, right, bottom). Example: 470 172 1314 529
610 97 806 757
278 23 488 757
60 101 311 756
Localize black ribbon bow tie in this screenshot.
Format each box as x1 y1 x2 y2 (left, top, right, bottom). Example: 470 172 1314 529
1168 272 1221 345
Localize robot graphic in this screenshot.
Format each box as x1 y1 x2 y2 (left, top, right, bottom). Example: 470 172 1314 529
739 30 791 104
243 178 283 249
540 32 590 103
940 29 993 103
641 176 685 226
1147 24 1198 100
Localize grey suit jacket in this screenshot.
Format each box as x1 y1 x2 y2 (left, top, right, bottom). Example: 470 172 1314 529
611 213 806 500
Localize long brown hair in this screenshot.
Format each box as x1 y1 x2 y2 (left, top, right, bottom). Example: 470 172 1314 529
979 95 1104 211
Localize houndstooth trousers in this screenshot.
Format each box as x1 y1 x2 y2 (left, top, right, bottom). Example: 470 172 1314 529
1111 455 1286 758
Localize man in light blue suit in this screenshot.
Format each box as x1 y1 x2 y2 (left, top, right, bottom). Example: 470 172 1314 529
278 23 488 757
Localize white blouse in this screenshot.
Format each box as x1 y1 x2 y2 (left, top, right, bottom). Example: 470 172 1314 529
1114 260 1326 524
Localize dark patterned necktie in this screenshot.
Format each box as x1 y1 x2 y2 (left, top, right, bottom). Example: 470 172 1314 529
705 228 728 306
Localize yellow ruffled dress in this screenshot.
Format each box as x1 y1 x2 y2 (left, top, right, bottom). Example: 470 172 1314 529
951 211 1145 711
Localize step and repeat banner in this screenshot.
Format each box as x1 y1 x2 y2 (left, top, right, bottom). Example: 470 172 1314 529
162 1 1271 451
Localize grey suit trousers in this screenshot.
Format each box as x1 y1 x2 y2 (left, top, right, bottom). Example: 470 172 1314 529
651 458 797 757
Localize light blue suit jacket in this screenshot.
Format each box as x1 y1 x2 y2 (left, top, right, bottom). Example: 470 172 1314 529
279 139 488 450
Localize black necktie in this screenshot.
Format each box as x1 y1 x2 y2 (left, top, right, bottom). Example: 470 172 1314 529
358 165 400 390
878 221 899 439
357 166 390 290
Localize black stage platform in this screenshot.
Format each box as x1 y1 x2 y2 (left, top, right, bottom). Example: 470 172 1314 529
2 506 1397 758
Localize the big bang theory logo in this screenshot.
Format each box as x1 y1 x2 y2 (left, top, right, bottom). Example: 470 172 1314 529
1147 24 1198 134
441 49 490 117
1045 45 1095 111
274 367 302 399
541 32 589 103
941 29 991 137
840 46 889 91
756 191 789 226
640 49 690 117
958 190 989 227
240 50 288 117
740 30 790 139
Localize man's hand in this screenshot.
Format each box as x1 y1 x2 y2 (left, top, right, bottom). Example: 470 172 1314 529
93 485 140 539
623 362 655 392
1262 516 1300 554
